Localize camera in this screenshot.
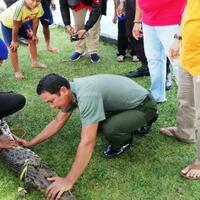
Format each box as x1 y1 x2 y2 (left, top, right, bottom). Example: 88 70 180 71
70 34 79 42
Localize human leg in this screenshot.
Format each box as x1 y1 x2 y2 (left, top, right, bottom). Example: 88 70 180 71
40 3 59 53
0 92 26 119
102 95 157 150
28 39 47 69
42 25 59 53
143 24 166 102
72 9 87 54
181 75 200 179
116 18 128 61
87 16 101 63
1 23 24 79
160 67 196 143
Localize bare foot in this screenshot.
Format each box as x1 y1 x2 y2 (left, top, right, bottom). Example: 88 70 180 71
181 163 200 180
15 71 24 80
32 62 47 69
159 127 177 137
47 46 59 53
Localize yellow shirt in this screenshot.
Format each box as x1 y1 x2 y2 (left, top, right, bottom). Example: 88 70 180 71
180 0 200 75
0 0 44 29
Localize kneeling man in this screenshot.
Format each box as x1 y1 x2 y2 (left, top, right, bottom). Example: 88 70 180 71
17 73 158 199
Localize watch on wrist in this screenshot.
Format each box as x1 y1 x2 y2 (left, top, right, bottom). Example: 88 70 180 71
174 33 182 40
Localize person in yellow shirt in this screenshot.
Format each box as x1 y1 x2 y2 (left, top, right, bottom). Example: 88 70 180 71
0 0 47 80
160 0 200 180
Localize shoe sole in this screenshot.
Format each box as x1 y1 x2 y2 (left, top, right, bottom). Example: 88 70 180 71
104 141 132 158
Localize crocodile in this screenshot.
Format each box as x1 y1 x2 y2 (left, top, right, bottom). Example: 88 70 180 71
0 119 76 200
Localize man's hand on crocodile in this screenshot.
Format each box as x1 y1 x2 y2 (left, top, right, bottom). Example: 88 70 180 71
46 176 73 200
15 137 33 148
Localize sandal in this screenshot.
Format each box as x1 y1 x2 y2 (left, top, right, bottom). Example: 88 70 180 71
181 163 200 180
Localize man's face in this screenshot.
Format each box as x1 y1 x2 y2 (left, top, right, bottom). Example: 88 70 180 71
40 87 73 110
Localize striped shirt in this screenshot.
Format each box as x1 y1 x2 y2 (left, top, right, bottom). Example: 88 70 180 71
0 0 43 28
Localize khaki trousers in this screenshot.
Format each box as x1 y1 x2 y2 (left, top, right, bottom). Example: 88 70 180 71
175 67 200 161
72 8 101 54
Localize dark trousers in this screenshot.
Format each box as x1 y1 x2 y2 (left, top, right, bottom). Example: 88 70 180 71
117 19 128 56
0 92 26 119
102 94 157 148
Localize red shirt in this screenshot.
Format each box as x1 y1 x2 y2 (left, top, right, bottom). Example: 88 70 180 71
138 0 186 26
73 1 92 12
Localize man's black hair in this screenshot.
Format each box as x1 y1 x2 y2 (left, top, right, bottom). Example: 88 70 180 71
36 73 70 95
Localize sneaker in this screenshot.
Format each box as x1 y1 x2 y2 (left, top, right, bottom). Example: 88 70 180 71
90 53 100 63
135 112 159 135
71 52 85 61
126 65 150 78
132 55 139 62
103 140 132 158
116 55 125 62
0 118 14 139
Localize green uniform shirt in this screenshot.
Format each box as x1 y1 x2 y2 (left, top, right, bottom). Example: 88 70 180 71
69 74 149 126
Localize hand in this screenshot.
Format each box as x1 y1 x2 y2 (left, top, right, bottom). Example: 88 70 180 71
15 137 33 148
65 25 74 35
132 23 143 40
169 39 181 60
51 0 56 10
76 29 86 39
112 15 117 24
116 2 124 16
9 41 19 51
46 176 73 200
0 135 18 149
32 35 38 44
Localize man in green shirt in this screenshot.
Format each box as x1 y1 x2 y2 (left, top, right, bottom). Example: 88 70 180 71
17 73 157 199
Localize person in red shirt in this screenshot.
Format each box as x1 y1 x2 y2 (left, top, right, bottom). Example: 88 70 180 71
59 0 107 63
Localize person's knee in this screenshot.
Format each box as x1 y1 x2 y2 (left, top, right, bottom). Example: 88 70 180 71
15 93 26 109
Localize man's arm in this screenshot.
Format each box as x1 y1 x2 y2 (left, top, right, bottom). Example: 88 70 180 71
59 0 73 34
132 0 142 40
17 111 72 147
46 123 99 200
84 1 102 32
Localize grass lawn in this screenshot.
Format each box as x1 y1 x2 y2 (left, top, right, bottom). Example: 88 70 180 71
1 26 200 200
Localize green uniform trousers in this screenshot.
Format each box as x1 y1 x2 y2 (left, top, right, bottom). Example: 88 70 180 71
102 94 157 148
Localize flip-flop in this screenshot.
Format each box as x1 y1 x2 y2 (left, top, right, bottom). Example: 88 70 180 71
181 163 200 180
159 127 177 137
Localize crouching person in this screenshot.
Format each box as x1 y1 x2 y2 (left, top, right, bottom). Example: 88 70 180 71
17 73 158 199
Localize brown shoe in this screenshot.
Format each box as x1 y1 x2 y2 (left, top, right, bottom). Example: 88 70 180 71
159 127 177 137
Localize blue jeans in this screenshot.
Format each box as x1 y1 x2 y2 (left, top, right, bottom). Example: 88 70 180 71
143 23 180 102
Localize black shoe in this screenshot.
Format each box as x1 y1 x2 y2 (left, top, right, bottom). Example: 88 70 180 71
135 112 159 135
126 65 150 78
103 140 132 158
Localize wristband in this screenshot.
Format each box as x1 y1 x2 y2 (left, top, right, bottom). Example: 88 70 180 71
133 21 142 24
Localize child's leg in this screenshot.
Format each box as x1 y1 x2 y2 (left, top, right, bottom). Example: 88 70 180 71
42 25 59 53
28 39 47 68
9 49 24 79
1 23 24 79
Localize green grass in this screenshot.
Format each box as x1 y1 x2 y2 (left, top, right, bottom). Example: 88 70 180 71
1 26 200 200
